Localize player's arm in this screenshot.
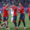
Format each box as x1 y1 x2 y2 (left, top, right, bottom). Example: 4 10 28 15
6 8 9 12
26 8 29 13
17 8 20 13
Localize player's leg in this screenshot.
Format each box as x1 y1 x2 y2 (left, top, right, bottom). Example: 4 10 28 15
11 8 14 22
2 17 9 30
1 17 6 28
18 14 21 27
22 19 26 29
0 15 2 25
13 16 17 27
0 15 2 28
29 16 30 20
5 16 9 28
11 15 13 22
13 16 19 29
22 20 25 27
3 17 6 25
18 19 21 27
22 14 26 29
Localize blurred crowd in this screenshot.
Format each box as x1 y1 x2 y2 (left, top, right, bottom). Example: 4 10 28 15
0 0 30 7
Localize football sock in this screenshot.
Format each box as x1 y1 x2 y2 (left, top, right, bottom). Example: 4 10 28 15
13 20 17 27
0 20 1 25
18 20 21 27
22 20 25 27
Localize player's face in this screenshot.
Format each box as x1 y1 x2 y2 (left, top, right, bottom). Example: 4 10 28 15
29 3 30 7
5 4 8 8
12 4 15 6
19 3 22 7
0 4 1 5
0 3 1 6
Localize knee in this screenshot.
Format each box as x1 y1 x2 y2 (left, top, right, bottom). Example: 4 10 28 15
13 18 16 23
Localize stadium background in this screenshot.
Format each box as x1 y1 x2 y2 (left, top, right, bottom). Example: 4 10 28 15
0 0 30 13
0 0 30 30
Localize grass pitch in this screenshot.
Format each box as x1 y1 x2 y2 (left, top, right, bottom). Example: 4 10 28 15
0 13 30 30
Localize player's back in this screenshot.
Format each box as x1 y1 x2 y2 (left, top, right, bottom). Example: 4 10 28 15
28 7 30 12
28 7 30 16
20 6 24 14
3 7 7 14
3 6 9 17
12 6 17 16
0 8 1 14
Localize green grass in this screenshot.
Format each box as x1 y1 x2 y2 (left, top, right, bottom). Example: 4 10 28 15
0 13 30 30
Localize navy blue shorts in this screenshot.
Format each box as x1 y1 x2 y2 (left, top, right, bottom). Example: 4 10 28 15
0 15 2 20
13 16 17 20
29 16 30 20
20 14 25 20
3 16 9 21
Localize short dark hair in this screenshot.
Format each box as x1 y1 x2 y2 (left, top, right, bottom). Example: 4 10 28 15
19 2 24 6
0 2 2 4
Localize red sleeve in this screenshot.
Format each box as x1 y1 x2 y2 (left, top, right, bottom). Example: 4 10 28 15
16 7 18 10
28 7 29 10
26 8 29 13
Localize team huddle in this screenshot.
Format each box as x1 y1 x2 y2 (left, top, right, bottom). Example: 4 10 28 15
0 2 30 30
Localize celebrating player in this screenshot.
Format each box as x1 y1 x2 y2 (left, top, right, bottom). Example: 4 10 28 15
11 4 18 29
0 8 2 28
0 3 2 28
26 3 30 20
18 3 26 29
10 5 14 22
3 3 9 29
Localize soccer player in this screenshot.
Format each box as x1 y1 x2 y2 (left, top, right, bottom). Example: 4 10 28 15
3 4 9 29
0 8 2 28
0 3 2 28
11 4 18 29
18 3 26 29
10 5 14 22
26 3 30 20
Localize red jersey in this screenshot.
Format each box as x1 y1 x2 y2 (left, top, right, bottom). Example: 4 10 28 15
3 7 9 17
12 6 17 16
19 6 24 14
28 7 30 16
0 8 1 14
